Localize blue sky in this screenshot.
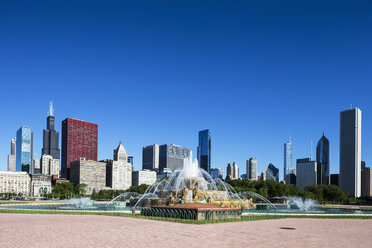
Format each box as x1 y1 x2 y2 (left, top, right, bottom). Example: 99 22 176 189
0 1 371 180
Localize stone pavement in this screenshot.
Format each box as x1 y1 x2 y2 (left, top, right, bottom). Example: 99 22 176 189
0 214 371 248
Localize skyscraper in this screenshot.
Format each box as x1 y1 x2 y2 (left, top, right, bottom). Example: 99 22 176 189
340 108 362 197
16 126 33 173
32 156 39 174
210 168 223 179
197 129 211 173
159 144 191 172
42 102 60 159
233 162 239 179
284 140 293 182
142 144 159 171
105 142 132 190
296 158 317 189
7 138 16 172
266 163 279 182
246 158 258 180
61 118 98 179
316 133 330 185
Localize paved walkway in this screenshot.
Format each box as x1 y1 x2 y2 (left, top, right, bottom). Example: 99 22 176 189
0 214 371 247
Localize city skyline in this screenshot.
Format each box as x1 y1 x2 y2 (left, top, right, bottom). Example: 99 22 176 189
1 1 372 180
1 102 371 180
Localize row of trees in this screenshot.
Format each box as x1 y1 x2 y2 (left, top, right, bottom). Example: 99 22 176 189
91 184 149 200
45 182 88 199
47 179 361 204
226 179 350 203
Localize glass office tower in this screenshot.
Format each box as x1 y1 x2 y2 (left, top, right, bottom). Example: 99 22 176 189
284 141 292 181
266 163 279 182
316 133 330 185
197 129 211 173
16 126 33 173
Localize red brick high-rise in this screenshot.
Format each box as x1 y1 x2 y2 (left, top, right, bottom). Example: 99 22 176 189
61 118 98 179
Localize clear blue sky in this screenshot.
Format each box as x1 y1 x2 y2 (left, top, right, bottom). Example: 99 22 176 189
1 1 371 180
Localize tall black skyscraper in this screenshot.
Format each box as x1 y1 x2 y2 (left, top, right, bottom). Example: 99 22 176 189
316 133 330 185
197 129 211 173
42 102 60 159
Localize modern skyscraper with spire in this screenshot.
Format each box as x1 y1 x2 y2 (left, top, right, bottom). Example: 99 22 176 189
42 102 60 159
316 132 330 185
284 137 293 182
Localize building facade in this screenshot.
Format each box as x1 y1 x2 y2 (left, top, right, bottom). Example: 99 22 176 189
142 144 159 171
61 118 98 179
226 162 239 180
266 163 279 182
159 144 191 172
41 102 60 159
247 158 258 180
16 126 33 173
316 133 330 185
0 171 30 196
339 108 362 197
284 141 293 182
361 162 372 197
7 138 16 172
70 159 106 194
105 142 132 190
197 129 211 173
296 158 317 190
132 170 157 186
41 155 60 177
30 174 52 197
259 172 266 181
330 174 339 186
127 156 134 167
210 168 223 179
226 163 234 180
32 157 39 174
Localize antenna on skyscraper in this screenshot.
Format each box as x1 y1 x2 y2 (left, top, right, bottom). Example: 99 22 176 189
289 133 292 143
310 139 312 160
49 101 54 116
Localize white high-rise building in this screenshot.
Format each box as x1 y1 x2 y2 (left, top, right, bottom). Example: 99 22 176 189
41 155 60 177
340 108 362 197
32 157 39 174
233 162 239 179
106 142 132 190
7 138 16 172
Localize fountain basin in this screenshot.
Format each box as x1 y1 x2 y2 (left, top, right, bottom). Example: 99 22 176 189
141 203 242 220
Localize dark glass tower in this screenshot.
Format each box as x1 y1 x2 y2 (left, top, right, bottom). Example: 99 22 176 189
316 133 330 185
266 163 279 182
197 129 211 173
42 102 60 159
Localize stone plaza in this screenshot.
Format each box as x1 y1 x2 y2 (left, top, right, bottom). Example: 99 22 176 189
0 214 371 248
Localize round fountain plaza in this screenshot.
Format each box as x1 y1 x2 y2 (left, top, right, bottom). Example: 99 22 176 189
2 157 372 217
113 157 254 220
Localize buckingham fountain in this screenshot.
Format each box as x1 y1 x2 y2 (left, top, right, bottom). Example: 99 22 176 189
112 156 255 220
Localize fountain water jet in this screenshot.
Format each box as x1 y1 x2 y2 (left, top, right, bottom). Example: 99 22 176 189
289 197 317 211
